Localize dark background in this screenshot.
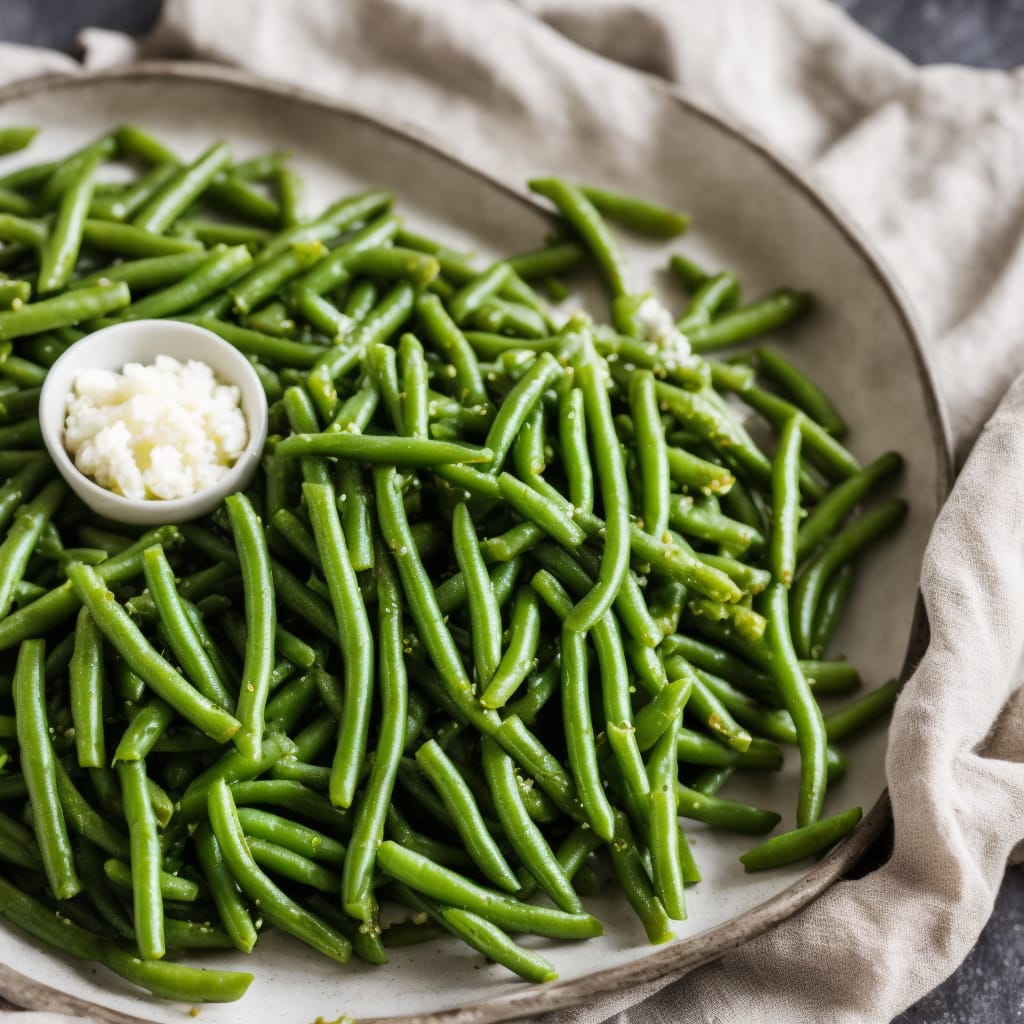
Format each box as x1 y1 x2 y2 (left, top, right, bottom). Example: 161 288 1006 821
1 1 1022 1022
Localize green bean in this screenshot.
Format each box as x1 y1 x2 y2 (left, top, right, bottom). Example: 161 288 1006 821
562 345 630 631
397 332 429 438
92 162 178 222
442 903 559 982
104 852 199 902
0 280 130 340
235 808 345 868
606 811 673 943
506 241 585 280
629 370 670 536
219 493 275 760
764 581 827 826
71 250 207 292
246 836 341 892
634 677 692 751
276 432 491 469
0 808 41 869
133 141 232 234
0 127 37 156
677 271 740 329
113 699 175 761
479 587 542 708
655 381 772 483
207 779 351 962
675 729 783 770
0 190 33 216
496 473 585 549
377 840 600 939
529 179 631 296
823 678 900 743
683 289 812 352
669 657 751 752
0 278 31 308
811 563 856 657
556 386 593 512
276 165 303 225
416 291 489 406
741 806 863 871
233 238 327 314
14 640 81 899
0 873 253 1001
178 219 271 251
0 460 50 534
0 212 48 249
207 174 281 226
757 347 847 437
450 502 502 687
577 184 690 238
119 244 251 320
448 263 511 325
737 386 860 481
792 500 907 658
37 152 99 292
558 629 617 842
66 562 240 743
142 545 233 709
302 482 373 808
229 779 351 834
674 781 780 833
51 764 127 859
769 414 803 586
0 478 65 619
797 451 904 561
668 496 764 553
417 739 519 893
82 219 203 257
0 356 46 386
647 716 686 919
483 353 560 473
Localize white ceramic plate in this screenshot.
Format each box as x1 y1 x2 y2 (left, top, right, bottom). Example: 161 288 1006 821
0 65 951 1024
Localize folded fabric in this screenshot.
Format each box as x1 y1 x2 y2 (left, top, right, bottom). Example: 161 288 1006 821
1 2 1022 1021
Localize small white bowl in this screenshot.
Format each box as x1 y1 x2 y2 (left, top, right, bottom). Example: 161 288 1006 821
39 319 269 526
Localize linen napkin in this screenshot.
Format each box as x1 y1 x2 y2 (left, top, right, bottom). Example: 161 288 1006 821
2 1 1024 1021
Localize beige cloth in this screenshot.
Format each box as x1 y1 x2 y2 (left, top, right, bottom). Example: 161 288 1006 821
2 1 1024 1021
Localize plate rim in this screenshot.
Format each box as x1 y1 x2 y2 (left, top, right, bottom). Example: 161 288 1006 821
0 60 953 1024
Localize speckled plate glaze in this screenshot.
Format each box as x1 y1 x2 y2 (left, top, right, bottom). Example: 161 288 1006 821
0 64 951 1024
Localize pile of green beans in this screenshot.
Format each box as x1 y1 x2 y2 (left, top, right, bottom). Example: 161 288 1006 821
0 125 906 1001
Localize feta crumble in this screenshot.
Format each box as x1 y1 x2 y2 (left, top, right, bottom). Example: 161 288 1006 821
634 294 694 362
64 355 248 501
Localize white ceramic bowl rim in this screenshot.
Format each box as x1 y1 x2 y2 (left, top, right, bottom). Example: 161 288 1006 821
38 319 269 525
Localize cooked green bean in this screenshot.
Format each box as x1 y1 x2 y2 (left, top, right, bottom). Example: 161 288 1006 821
142 545 233 709
769 414 803 586
133 141 232 234
684 289 813 352
529 179 631 296
38 151 100 293
207 779 351 962
66 561 240 742
741 806 863 871
629 370 670 536
223 493 276 760
303 482 374 808
14 639 81 899
118 244 251 320
0 280 130 339
796 451 904 561
792 499 908 657
764 582 827 827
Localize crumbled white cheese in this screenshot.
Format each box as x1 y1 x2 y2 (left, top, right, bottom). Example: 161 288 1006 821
64 355 248 501
634 294 694 363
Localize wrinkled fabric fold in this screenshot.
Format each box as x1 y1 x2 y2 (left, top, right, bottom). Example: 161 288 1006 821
0 1 1022 1022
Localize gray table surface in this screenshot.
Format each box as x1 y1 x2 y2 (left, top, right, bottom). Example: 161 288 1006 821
0 2 1022 1023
